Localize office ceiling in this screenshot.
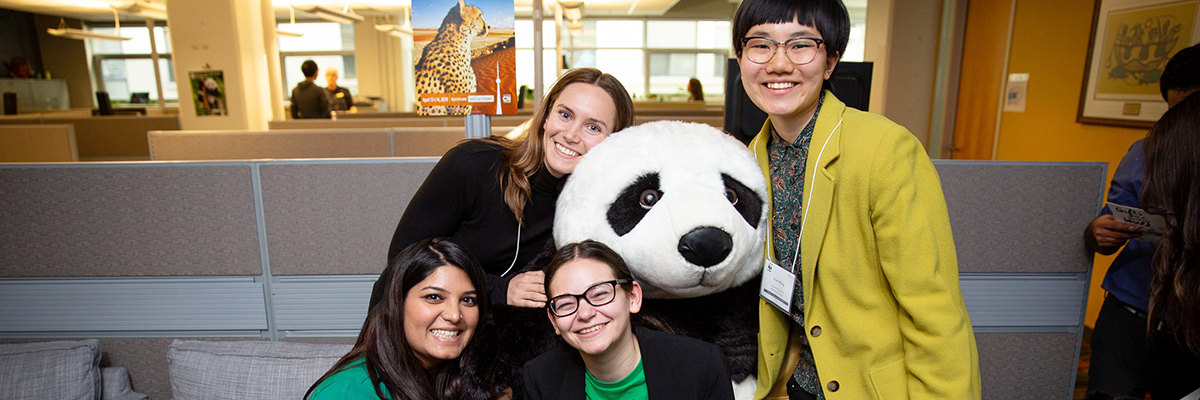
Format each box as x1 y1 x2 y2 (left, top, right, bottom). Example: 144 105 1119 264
0 0 750 23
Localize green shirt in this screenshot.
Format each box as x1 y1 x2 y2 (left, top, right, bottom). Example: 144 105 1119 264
308 358 391 400
584 359 649 400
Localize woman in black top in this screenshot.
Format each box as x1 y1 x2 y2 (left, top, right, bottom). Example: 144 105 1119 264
371 68 635 309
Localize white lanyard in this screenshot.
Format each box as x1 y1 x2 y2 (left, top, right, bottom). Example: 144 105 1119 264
759 117 842 313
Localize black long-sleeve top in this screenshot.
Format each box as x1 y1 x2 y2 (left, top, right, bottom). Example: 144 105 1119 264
371 139 566 307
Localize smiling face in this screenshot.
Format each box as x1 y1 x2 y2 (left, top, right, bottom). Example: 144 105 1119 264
738 20 839 132
541 83 619 178
547 258 642 357
403 265 480 371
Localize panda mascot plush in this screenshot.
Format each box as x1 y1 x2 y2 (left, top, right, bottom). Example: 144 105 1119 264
554 120 768 397
467 121 767 399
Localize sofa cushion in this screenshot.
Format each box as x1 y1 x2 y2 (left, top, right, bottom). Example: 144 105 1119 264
167 340 351 400
0 339 102 400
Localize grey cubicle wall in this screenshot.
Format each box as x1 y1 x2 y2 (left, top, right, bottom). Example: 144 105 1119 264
0 159 1105 399
938 161 1106 399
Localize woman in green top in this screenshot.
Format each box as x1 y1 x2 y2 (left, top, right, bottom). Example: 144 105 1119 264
522 240 734 400
306 238 493 400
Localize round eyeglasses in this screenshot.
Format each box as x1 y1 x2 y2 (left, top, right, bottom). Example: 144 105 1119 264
547 279 631 317
740 36 825 65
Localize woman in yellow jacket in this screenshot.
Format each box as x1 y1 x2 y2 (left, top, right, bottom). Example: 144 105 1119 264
732 0 981 398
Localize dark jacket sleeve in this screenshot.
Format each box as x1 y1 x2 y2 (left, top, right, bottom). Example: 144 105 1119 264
290 87 299 119
521 361 544 400
320 90 332 118
371 145 481 308
702 343 734 400
386 145 478 261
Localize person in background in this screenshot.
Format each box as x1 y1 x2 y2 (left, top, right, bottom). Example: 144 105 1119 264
326 67 356 113
291 60 332 119
523 240 734 400
687 78 704 102
1140 92 1200 400
369 68 635 311
1084 42 1200 399
734 0 980 398
306 238 493 400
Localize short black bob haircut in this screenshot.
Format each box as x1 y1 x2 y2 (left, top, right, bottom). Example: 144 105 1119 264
301 60 318 78
732 0 851 61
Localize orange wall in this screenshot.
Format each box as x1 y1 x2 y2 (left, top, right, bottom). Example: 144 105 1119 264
993 0 1147 327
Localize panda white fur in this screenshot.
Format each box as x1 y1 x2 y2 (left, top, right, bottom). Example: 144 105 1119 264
554 120 768 398
555 120 768 297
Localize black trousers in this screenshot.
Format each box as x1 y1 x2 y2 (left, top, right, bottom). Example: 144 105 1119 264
1088 294 1200 399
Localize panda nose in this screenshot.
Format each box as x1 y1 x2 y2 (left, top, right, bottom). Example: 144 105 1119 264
677 227 733 268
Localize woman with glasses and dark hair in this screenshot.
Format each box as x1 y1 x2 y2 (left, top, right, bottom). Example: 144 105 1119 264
306 238 493 400
733 0 980 398
522 240 734 400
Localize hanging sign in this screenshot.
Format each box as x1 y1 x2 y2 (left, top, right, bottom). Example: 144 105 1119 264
412 0 516 116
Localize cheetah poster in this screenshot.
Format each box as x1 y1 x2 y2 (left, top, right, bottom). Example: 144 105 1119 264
412 0 516 116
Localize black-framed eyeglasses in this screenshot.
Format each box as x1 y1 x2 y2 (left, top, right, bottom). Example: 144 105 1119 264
740 36 825 65
547 279 630 317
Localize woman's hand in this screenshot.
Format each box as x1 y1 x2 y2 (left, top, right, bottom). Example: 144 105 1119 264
507 270 547 308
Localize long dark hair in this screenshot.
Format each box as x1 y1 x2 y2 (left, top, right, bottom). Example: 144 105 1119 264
1143 92 1200 355
306 238 490 399
484 68 635 222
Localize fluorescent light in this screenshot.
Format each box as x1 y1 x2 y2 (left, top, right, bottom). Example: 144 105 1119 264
277 30 304 37
47 28 131 41
111 1 168 20
301 5 364 24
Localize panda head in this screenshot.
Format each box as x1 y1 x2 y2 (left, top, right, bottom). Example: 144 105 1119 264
554 121 768 299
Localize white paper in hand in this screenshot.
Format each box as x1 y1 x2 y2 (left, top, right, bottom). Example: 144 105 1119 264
1108 203 1167 242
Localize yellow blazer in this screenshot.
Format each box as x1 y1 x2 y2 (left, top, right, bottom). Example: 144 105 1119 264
751 93 980 399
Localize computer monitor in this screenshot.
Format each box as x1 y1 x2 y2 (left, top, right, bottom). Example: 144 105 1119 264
130 92 150 104
724 60 873 145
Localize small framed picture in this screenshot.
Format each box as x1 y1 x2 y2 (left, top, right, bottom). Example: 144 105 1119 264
1077 0 1199 127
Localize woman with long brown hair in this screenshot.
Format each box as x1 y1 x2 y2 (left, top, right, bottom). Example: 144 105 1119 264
307 238 490 399
370 68 634 312
1141 92 1200 399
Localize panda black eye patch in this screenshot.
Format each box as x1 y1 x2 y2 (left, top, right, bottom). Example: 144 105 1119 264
607 173 661 236
722 173 763 228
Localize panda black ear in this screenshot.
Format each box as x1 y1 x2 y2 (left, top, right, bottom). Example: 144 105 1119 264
722 173 763 228
606 173 661 236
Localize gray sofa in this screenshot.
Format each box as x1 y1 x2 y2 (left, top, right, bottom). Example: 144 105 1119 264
0 339 354 400
0 339 147 400
166 340 350 400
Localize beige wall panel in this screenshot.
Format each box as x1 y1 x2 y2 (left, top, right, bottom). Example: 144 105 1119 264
270 118 453 130
48 116 180 160
0 164 262 276
150 129 392 161
392 129 470 157
0 124 78 162
260 161 436 275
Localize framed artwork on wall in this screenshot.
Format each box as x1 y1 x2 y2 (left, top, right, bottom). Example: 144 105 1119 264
1078 0 1200 128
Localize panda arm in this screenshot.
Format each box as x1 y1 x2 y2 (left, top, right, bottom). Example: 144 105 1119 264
867 128 978 399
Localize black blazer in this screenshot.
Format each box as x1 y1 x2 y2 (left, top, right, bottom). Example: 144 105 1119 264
522 327 734 400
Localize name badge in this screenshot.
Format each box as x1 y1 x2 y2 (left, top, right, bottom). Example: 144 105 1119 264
760 258 795 314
